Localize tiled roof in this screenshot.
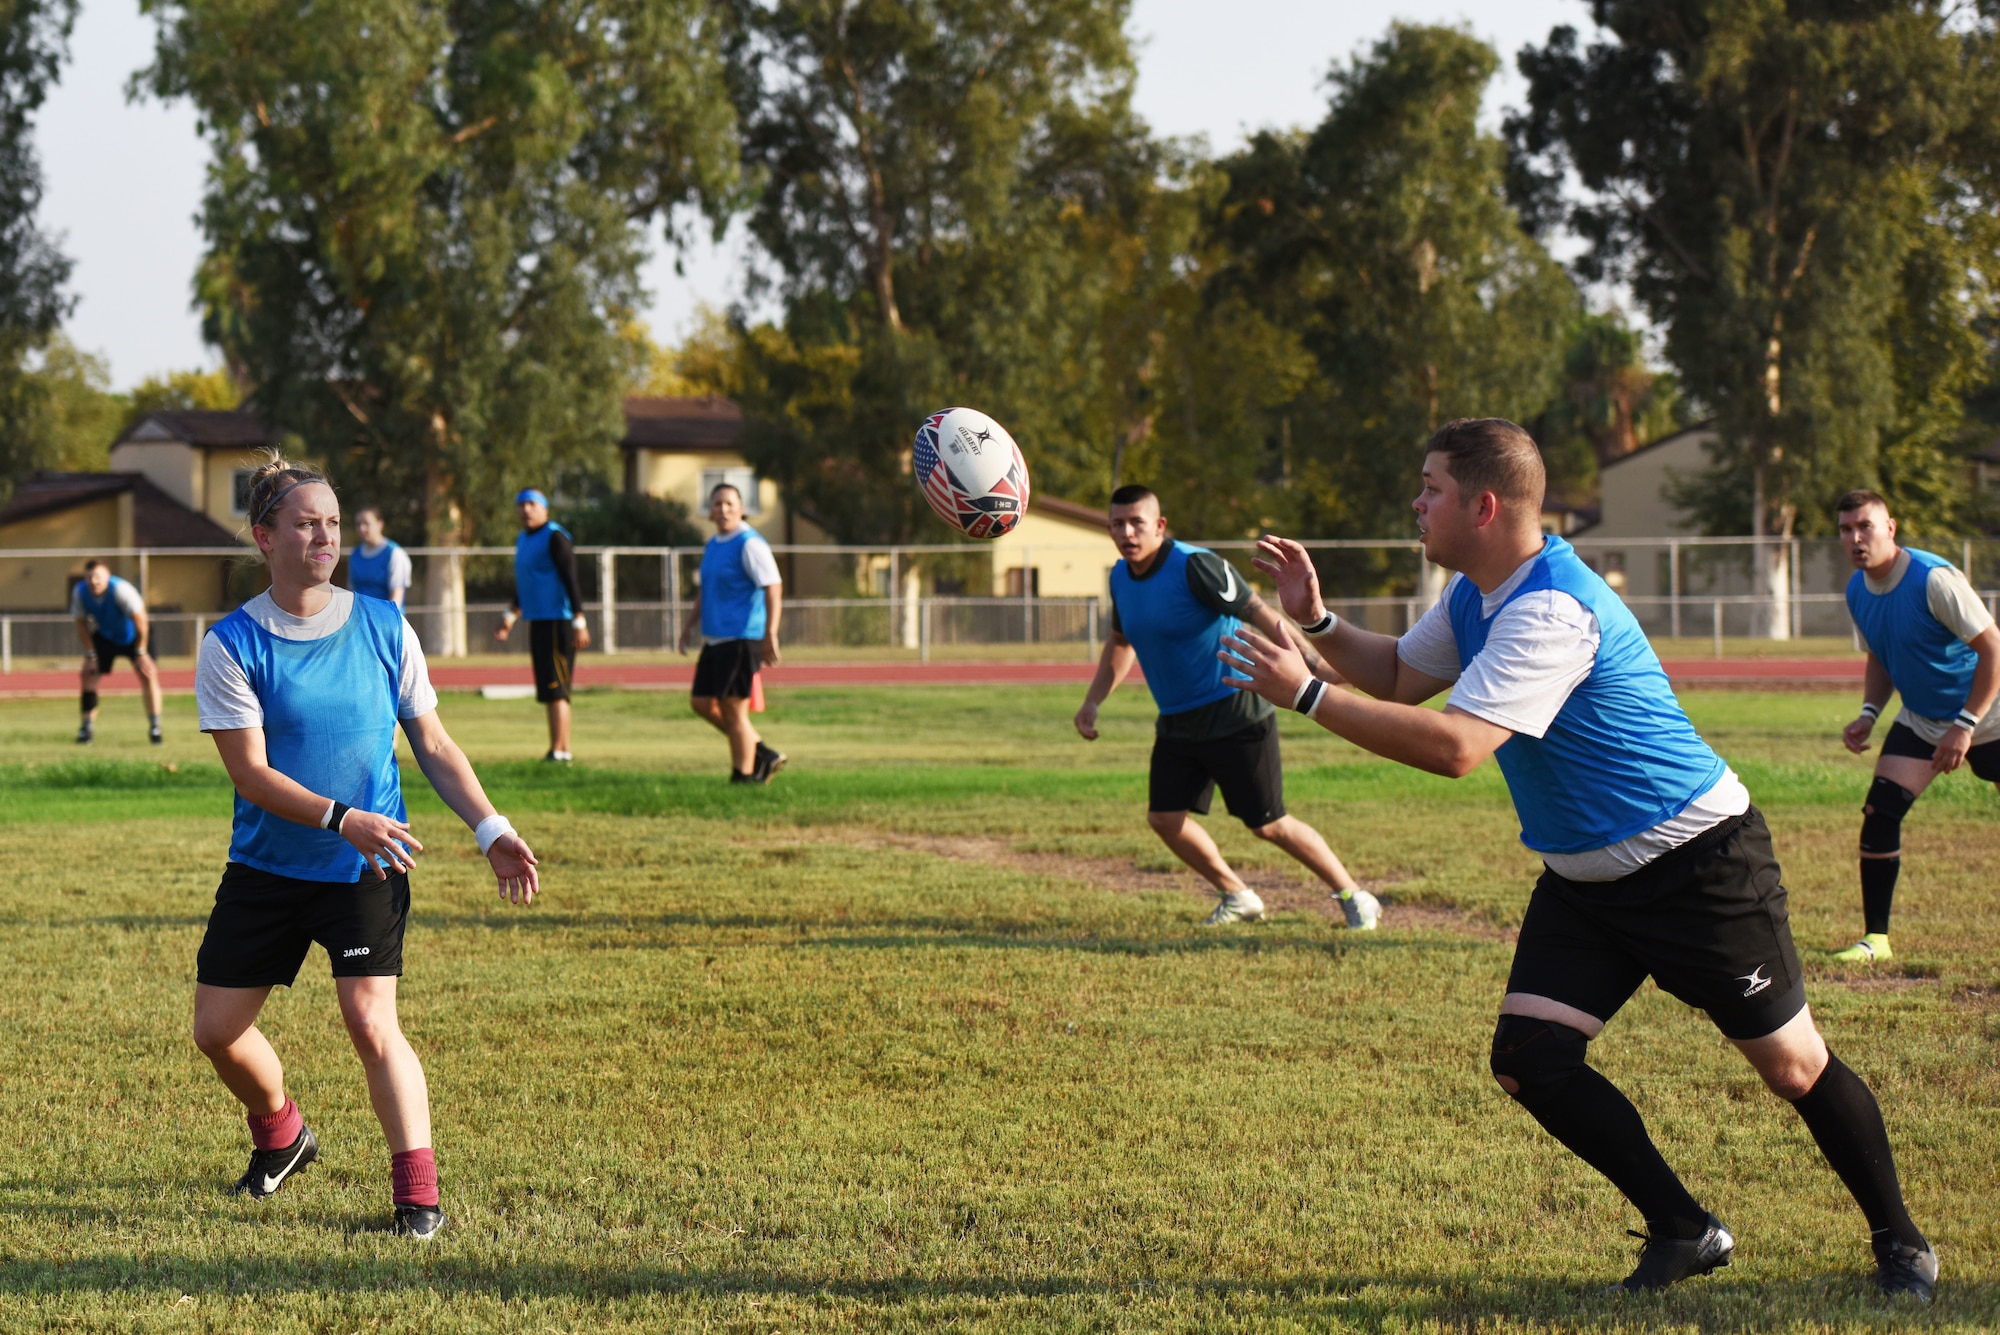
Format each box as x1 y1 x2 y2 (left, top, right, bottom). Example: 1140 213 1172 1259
114 408 271 450
620 396 746 451
0 471 245 547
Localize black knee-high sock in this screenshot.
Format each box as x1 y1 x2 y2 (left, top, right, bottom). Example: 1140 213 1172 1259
1519 1065 1709 1237
1860 858 1899 936
1789 1051 1925 1249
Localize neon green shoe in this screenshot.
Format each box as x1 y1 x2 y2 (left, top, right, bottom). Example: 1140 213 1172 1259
1832 933 1892 963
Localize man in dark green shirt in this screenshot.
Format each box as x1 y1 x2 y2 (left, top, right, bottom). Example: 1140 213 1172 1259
1075 485 1380 927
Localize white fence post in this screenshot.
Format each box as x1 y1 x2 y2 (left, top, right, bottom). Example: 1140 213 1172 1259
1021 546 1033 643
1087 600 1098 663
1 616 10 674
1669 541 1682 640
920 598 932 664
598 548 617 654
668 550 681 650
1713 601 1723 659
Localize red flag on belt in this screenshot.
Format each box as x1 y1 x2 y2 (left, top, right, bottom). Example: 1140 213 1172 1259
750 672 765 713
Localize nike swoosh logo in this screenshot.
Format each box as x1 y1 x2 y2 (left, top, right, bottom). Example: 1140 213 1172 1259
261 1141 309 1194
1218 564 1237 603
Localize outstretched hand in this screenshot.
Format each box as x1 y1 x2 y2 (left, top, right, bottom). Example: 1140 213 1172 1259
1219 624 1315 710
1250 537 1327 627
488 832 539 905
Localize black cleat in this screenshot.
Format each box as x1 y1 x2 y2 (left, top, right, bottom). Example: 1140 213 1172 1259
75 724 92 745
150 724 163 745
729 768 762 785
753 741 787 782
1611 1214 1735 1293
231 1125 319 1200
393 1203 447 1239
1874 1236 1938 1302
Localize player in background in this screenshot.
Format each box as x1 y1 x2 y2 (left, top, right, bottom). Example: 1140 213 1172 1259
494 488 591 762
1074 485 1380 928
71 558 164 745
347 506 413 608
1833 489 2000 964
1223 421 1935 1299
193 457 539 1238
677 483 786 783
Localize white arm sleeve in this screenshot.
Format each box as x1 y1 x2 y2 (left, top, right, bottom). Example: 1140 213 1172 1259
398 619 439 719
1395 580 1465 682
1444 591 1600 738
743 535 782 588
196 632 264 732
388 546 414 593
115 582 148 617
1926 565 1995 644
68 584 85 619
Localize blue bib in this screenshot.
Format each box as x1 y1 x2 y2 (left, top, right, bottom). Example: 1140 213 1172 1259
76 575 138 645
514 521 573 621
1451 537 1727 854
1845 549 1976 720
348 541 402 602
209 595 409 882
699 528 770 641
1110 541 1245 717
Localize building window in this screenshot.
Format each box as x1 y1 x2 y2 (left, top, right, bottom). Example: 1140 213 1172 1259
231 469 255 516
701 467 761 515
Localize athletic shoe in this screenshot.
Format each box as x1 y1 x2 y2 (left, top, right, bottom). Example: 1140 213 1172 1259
754 741 787 781
1611 1214 1734 1292
393 1204 448 1239
231 1125 319 1200
75 723 92 745
1203 889 1266 925
1874 1237 1938 1302
541 750 572 765
1833 933 1893 963
150 723 163 745
1338 887 1382 931
729 769 762 785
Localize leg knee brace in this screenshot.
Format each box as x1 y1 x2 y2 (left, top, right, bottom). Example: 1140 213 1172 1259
1489 1014 1590 1110
1859 777 1916 856
80 690 98 713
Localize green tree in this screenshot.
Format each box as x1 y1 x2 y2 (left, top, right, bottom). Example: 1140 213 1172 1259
720 0 1172 541
1531 310 1688 505
1 332 124 477
139 0 739 643
123 365 240 428
1212 24 1578 550
1511 2 2000 626
0 0 78 500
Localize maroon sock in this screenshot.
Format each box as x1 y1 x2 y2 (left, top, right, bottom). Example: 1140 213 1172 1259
391 1147 439 1207
246 1097 303 1151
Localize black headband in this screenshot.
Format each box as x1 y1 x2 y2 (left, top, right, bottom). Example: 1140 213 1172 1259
253 476 323 527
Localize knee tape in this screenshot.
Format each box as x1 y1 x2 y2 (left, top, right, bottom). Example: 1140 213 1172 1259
1860 777 1916 855
80 690 98 713
1489 1015 1589 1106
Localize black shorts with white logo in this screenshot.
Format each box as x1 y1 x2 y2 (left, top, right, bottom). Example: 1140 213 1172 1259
90 632 142 673
692 638 759 700
1148 713 1286 828
1880 718 2000 782
528 619 577 703
1505 807 1806 1041
195 862 409 988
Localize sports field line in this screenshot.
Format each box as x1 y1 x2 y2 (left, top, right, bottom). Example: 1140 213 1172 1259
0 655 1861 698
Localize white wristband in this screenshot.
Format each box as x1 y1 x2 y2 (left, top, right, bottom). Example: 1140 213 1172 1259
321 799 338 829
1300 609 1337 636
1859 701 1881 719
572 615 588 629
474 813 515 856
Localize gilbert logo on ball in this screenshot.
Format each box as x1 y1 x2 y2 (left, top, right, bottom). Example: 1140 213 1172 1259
912 407 1032 539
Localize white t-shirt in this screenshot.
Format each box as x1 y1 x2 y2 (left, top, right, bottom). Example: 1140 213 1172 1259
1396 556 1749 881
69 578 147 627
196 587 438 731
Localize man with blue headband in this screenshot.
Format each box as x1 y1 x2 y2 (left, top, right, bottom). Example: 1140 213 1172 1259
495 489 590 762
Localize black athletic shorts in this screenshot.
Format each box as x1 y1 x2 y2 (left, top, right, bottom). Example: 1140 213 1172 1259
528 620 577 703
1880 719 2000 783
692 638 759 699
1148 713 1286 828
195 862 409 988
1506 807 1806 1041
90 632 142 673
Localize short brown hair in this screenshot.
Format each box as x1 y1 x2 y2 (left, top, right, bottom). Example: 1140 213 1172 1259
1424 418 1546 512
1835 489 1890 517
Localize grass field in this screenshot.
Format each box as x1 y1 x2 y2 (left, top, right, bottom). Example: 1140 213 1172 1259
1 685 1995 1332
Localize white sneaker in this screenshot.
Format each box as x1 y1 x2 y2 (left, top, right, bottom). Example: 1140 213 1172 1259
1204 889 1266 925
1338 887 1382 930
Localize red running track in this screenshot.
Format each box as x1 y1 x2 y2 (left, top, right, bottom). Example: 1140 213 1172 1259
0 656 1863 699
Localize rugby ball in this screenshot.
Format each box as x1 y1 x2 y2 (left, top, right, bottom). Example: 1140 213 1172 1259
912 407 1031 539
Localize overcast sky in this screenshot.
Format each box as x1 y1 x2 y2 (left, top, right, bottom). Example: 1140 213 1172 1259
36 0 1592 390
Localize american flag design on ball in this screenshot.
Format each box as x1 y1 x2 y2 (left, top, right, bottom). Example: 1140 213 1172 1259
912 407 1031 540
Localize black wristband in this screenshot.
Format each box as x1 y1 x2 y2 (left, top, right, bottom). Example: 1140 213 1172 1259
1300 610 1336 636
1294 678 1328 716
1954 708 1981 731
325 801 352 832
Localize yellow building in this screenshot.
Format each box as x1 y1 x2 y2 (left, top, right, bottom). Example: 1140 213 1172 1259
986 495 1117 597
0 470 248 618
107 409 276 536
